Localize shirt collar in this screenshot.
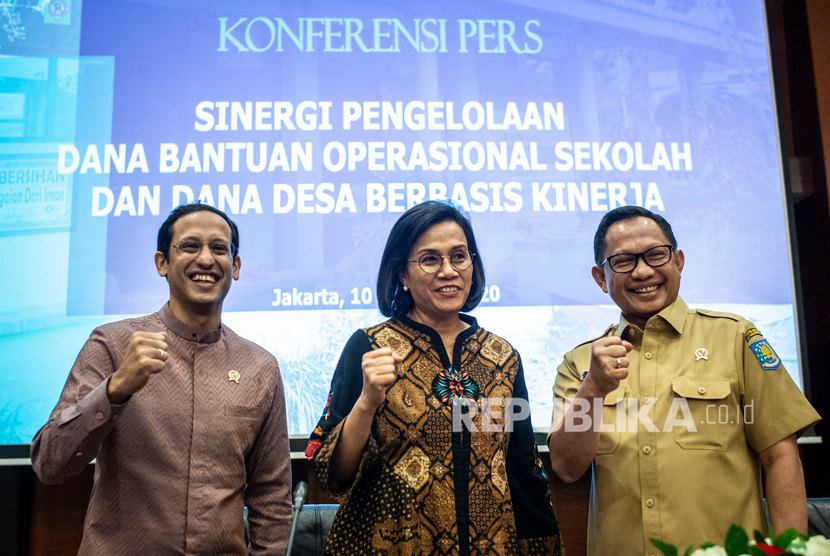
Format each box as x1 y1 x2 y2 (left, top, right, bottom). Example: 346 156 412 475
616 296 689 337
397 312 479 346
159 303 223 344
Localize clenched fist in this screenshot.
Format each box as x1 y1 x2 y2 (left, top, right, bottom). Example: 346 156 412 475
358 347 402 409
107 331 168 403
584 336 633 398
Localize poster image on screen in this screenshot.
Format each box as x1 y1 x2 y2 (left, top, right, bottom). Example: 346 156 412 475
0 0 800 449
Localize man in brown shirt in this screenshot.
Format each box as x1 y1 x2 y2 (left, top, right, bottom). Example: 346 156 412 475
31 203 292 555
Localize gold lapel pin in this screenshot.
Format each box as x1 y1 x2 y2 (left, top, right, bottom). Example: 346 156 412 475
228 369 240 384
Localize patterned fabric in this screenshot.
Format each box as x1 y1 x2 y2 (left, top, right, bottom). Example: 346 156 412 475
31 304 292 555
431 367 480 406
307 315 559 555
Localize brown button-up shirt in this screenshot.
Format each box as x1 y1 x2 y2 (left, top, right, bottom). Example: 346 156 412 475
31 304 292 555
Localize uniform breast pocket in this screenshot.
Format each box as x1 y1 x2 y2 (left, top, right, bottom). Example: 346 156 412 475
596 386 626 454
671 377 733 451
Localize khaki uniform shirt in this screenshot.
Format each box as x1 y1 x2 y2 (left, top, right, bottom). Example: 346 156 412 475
550 297 819 556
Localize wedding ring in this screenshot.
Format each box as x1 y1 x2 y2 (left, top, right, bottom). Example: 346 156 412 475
615 357 621 368
159 348 165 359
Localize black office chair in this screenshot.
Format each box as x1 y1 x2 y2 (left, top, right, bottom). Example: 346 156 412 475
244 504 338 555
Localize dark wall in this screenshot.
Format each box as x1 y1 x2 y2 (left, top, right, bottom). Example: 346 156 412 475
769 0 830 497
0 467 33 556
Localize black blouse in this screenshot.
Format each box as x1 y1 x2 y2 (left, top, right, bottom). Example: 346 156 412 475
306 315 559 555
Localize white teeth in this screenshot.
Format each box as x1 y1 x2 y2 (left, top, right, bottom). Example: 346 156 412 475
633 285 658 293
439 286 458 292
192 274 216 283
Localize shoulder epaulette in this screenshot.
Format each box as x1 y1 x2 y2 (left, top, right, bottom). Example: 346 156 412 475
572 324 617 349
693 308 742 322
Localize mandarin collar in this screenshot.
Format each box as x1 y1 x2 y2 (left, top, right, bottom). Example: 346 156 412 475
159 303 223 344
397 313 479 345
616 296 689 337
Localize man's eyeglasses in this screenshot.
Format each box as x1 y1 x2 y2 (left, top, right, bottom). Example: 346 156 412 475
409 249 475 274
600 244 673 273
171 239 236 259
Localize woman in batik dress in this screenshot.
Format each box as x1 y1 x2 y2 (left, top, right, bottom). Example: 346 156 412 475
306 201 560 555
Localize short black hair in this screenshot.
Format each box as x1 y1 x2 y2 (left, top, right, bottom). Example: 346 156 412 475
157 202 239 260
377 201 486 318
593 206 677 264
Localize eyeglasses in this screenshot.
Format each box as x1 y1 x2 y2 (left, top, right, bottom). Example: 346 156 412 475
600 244 673 273
171 239 236 259
409 249 475 274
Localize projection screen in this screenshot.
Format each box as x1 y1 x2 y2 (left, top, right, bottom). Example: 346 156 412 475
0 0 801 454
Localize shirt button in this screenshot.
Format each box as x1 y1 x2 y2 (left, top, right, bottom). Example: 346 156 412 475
644 352 653 360
645 498 655 508
642 445 652 454
698 386 707 395
95 412 103 419
75 451 83 457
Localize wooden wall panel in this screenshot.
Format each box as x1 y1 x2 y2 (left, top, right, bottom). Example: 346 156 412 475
28 466 93 556
805 0 830 212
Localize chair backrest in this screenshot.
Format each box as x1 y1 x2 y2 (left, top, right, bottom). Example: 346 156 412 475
807 497 830 538
243 504 339 555
291 504 339 555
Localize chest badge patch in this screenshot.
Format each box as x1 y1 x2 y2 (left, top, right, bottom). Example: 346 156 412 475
749 339 781 370
694 348 708 361
228 369 240 383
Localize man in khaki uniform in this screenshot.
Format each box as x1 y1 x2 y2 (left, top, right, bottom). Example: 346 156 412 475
547 206 820 556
